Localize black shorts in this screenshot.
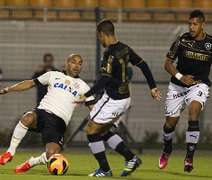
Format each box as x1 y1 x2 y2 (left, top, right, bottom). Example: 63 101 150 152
29 108 66 148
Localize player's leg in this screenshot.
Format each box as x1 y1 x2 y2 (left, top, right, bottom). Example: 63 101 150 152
14 143 61 173
85 94 115 177
159 116 179 169
184 83 209 172
159 82 186 169
184 100 201 172
14 136 63 174
14 110 66 173
0 111 37 165
86 120 113 177
101 130 141 176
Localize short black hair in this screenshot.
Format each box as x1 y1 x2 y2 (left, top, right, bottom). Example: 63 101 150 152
43 53 54 62
97 19 114 36
190 9 205 22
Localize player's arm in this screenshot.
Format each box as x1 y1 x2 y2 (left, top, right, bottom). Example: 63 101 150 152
165 36 194 86
0 80 36 95
75 76 111 103
85 75 111 97
165 58 194 86
76 54 112 104
84 96 95 111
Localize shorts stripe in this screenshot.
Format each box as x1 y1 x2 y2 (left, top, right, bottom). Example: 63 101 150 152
91 96 110 120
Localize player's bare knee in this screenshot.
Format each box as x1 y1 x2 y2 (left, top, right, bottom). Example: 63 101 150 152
20 111 37 127
165 117 178 129
85 124 100 135
189 112 200 121
45 143 61 159
189 108 201 120
85 125 94 135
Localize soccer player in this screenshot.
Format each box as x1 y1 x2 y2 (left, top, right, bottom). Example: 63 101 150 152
0 54 95 173
76 19 162 177
159 10 212 172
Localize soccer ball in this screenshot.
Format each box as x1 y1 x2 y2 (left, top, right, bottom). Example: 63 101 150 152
47 154 69 175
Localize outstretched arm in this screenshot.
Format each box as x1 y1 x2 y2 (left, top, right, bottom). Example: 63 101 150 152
165 58 194 86
75 75 111 104
0 80 36 95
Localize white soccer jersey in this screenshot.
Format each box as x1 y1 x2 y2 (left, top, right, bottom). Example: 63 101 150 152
36 71 94 126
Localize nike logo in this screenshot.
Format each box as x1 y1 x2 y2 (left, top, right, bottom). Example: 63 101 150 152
190 135 198 139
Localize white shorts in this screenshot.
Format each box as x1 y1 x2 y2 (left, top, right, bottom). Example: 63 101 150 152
90 93 131 124
165 82 209 117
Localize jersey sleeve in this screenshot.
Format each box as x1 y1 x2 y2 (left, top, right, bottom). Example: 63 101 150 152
82 83 95 106
166 36 181 61
129 48 143 66
36 71 52 85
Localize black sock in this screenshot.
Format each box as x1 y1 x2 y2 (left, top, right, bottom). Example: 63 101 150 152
163 125 175 154
87 133 110 172
94 152 110 172
186 121 199 159
115 142 134 161
186 143 197 158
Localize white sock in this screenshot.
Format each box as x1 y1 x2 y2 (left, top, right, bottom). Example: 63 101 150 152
29 152 48 167
7 122 28 156
107 134 123 150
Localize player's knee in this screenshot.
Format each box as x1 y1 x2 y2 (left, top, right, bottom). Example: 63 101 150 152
85 121 97 135
20 111 37 128
165 118 178 129
45 142 61 159
85 125 94 135
189 109 201 120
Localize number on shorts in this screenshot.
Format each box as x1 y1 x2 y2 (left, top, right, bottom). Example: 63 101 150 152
197 91 203 97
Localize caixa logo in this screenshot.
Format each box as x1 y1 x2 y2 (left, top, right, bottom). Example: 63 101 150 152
54 83 78 96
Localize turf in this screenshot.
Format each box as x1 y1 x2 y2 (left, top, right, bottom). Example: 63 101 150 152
0 150 212 180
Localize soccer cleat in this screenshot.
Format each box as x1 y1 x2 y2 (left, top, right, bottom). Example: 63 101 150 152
14 159 33 173
120 155 142 176
184 157 193 173
0 152 13 165
159 152 170 169
88 168 113 177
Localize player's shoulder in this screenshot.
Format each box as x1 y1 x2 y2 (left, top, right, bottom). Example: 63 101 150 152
105 41 130 58
206 33 212 42
74 77 88 86
179 32 192 41
49 71 65 77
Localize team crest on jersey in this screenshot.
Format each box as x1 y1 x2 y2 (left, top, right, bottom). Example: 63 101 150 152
205 43 211 50
65 79 70 85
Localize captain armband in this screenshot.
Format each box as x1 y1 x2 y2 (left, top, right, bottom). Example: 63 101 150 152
175 72 183 80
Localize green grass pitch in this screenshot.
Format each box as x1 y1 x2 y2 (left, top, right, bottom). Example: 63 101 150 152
0 150 212 180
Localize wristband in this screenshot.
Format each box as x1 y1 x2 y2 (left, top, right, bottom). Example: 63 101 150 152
175 72 183 80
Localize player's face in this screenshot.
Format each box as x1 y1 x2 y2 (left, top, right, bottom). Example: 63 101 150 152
188 18 205 39
66 56 83 77
98 32 107 48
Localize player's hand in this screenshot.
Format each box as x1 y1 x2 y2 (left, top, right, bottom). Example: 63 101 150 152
151 88 162 101
180 75 194 86
0 87 9 95
74 95 86 104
